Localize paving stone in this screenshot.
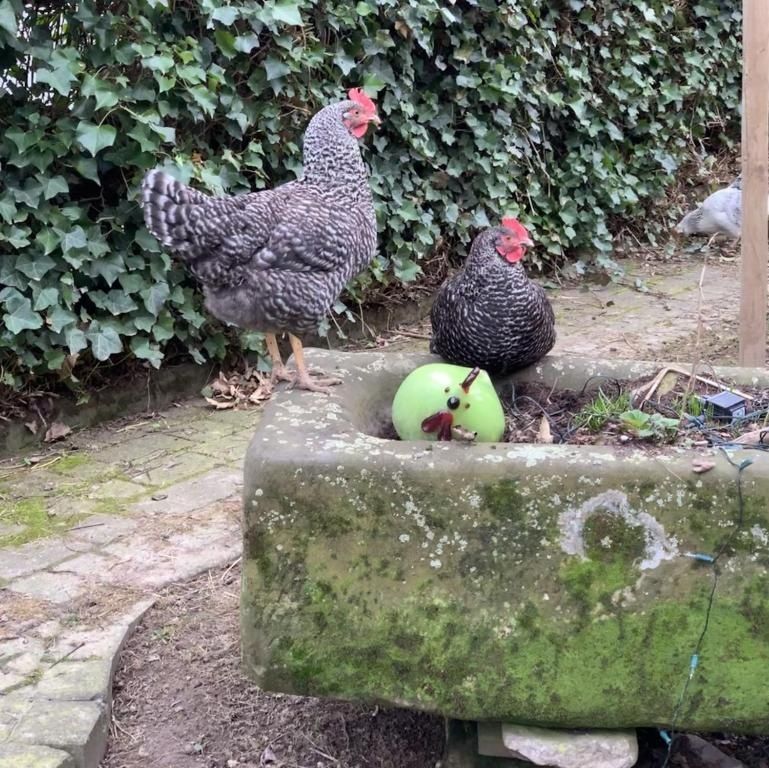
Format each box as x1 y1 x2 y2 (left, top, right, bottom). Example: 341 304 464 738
11 698 108 768
127 450 222 486
44 599 153 676
103 523 239 588
34 658 111 702
0 523 24 538
0 670 29 693
50 553 114 579
6 571 85 604
130 469 240 517
44 498 98 522
195 434 252 463
0 743 75 768
0 693 32 741
0 539 72 582
86 478 146 500
0 637 45 677
33 620 62 639
65 515 137 547
89 433 194 466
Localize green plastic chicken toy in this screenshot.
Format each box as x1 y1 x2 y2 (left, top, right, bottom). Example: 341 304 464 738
391 363 505 442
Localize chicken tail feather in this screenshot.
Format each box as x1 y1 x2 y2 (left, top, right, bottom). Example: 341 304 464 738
140 170 209 253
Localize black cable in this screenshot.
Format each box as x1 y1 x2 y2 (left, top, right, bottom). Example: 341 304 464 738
660 451 752 767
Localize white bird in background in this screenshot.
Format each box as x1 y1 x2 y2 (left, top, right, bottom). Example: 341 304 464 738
674 175 742 247
674 173 769 248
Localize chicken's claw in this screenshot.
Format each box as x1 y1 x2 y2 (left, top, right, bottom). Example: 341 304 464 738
289 369 342 394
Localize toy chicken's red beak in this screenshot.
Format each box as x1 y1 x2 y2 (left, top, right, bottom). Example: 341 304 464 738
421 411 453 441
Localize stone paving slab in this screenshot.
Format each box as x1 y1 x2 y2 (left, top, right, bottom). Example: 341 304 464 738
0 743 75 768
0 403 252 766
9 698 108 768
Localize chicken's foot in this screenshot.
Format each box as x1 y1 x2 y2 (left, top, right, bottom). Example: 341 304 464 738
287 334 342 394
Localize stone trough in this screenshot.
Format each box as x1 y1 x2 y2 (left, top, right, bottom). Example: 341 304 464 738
241 349 769 751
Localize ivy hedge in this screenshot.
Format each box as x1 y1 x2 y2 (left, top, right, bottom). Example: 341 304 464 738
0 0 741 387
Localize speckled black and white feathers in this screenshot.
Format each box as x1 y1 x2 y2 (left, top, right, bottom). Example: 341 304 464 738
429 228 556 375
140 99 377 335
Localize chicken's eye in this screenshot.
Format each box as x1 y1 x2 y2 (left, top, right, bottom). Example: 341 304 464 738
447 396 460 410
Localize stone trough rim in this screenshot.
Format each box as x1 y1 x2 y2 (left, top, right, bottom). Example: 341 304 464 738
268 348 769 466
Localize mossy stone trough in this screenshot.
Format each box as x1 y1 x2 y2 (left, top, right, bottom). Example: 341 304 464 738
241 349 769 734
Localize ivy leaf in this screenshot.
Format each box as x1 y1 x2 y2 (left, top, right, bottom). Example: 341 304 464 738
272 1 302 25
334 51 357 76
0 257 24 289
36 64 78 96
65 326 88 355
85 321 123 361
148 123 176 144
4 295 43 333
15 253 56 281
0 197 17 223
39 176 70 200
61 227 89 265
188 86 218 115
141 281 170 315
75 122 117 156
81 74 120 110
102 290 139 315
264 57 291 81
34 287 59 311
87 253 125 286
211 6 239 25
130 335 164 368
47 305 78 333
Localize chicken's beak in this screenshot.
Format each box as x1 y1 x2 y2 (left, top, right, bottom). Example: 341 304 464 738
521 237 534 248
368 114 382 127
421 411 454 441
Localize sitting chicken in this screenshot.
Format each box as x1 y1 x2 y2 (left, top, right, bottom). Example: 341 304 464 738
429 217 556 376
674 175 742 246
141 88 380 393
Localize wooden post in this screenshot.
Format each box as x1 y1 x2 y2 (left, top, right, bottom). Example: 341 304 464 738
739 0 769 366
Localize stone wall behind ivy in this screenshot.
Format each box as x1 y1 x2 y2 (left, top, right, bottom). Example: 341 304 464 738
0 0 741 384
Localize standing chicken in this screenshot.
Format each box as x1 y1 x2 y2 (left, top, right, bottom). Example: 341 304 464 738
140 88 380 393
429 217 556 376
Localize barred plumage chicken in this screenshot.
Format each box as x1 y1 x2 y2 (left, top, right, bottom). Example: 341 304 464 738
429 217 556 376
141 89 380 393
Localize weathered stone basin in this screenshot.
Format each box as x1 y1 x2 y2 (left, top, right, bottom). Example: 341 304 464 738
241 349 769 733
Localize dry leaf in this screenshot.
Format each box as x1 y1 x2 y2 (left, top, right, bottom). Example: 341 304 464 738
25 420 38 434
44 421 71 443
260 746 277 766
691 459 716 474
536 416 553 444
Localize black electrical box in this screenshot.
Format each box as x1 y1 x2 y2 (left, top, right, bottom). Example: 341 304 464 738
699 391 747 421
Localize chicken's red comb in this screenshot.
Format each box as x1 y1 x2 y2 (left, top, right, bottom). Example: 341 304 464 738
348 87 377 115
501 216 529 239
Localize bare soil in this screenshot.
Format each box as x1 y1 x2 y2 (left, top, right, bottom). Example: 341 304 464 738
99 566 769 768
101 563 445 768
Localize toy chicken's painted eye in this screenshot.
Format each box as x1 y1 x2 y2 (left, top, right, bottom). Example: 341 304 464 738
447 396 461 410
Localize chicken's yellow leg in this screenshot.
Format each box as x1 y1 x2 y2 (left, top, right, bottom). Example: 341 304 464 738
265 333 292 384
288 334 342 394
